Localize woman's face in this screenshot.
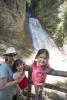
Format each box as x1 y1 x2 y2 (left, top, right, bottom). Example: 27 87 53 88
7 53 17 66
37 53 48 67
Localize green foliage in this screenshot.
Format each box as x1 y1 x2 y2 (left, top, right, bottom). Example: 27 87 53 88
35 0 67 46
56 29 64 45
63 12 67 35
26 0 31 7
64 37 67 43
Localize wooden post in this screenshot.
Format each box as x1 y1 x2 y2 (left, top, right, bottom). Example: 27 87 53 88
27 70 32 100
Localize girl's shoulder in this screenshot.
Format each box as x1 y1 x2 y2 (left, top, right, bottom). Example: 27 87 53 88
13 72 20 79
31 61 37 68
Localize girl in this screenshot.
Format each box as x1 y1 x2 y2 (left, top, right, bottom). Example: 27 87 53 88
30 49 53 100
12 59 29 95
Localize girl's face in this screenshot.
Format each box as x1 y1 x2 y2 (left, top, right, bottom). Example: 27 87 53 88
37 53 48 67
16 63 24 72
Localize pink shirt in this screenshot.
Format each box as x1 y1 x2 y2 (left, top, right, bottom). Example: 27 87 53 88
31 62 51 85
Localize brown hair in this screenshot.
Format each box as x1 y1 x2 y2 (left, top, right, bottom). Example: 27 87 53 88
35 49 49 59
12 59 25 72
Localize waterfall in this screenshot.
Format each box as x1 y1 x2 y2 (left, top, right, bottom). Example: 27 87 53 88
28 17 67 71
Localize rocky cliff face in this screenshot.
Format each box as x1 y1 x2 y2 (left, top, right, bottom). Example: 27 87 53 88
0 0 26 32
0 0 32 57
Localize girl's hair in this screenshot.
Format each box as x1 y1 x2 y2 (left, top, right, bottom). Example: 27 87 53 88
35 49 49 59
12 59 22 72
32 49 49 66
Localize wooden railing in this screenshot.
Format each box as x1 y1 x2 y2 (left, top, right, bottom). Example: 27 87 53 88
24 70 67 100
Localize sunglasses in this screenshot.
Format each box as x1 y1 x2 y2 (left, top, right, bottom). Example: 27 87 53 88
7 54 17 57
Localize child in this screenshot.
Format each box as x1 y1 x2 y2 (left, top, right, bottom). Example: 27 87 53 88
30 49 53 100
12 59 29 95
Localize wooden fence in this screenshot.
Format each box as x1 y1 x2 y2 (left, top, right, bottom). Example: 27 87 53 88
24 69 67 100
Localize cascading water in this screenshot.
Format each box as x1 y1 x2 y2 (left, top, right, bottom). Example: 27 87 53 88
28 17 67 71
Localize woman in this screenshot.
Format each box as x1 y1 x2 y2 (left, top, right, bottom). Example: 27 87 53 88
0 47 23 100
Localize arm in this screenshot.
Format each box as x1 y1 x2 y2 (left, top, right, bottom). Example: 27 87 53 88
0 77 24 90
46 65 54 73
16 84 23 95
24 61 35 71
25 65 31 70
0 77 17 90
